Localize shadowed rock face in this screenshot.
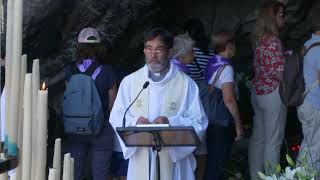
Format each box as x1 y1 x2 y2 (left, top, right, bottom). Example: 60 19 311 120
5 0 314 73
2 0 318 108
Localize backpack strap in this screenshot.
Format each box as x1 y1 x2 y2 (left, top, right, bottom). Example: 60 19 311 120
302 42 320 96
84 60 101 76
304 42 320 55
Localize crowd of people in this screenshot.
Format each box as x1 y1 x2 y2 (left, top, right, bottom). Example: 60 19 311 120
61 1 320 180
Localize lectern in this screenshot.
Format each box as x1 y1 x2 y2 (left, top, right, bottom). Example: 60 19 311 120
116 125 200 179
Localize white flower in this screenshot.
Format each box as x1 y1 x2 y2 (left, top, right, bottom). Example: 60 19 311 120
295 166 307 176
284 167 296 179
259 174 278 180
270 174 278 180
258 160 316 180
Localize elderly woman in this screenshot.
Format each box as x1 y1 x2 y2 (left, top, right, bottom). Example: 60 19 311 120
171 34 208 180
170 34 195 73
203 31 243 180
249 1 287 179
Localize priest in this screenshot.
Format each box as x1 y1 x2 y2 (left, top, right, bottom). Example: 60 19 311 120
109 27 208 180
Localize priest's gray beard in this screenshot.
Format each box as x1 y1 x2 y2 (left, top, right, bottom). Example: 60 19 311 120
146 57 169 74
146 57 170 82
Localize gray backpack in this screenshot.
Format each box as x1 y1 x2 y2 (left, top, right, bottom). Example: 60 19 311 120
63 61 104 136
279 42 320 106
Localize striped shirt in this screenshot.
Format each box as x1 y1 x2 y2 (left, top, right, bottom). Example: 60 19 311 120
186 47 214 82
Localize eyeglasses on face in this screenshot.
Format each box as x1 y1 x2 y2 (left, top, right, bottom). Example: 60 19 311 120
144 46 167 54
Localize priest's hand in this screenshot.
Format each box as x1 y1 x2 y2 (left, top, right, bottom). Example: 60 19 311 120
136 116 151 124
153 116 169 124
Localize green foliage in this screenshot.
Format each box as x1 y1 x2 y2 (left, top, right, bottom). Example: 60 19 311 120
258 154 317 180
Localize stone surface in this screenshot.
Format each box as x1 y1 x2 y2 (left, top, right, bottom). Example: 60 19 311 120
3 0 315 70
1 0 319 109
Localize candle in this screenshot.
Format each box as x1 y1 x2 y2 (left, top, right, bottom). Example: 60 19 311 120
4 1 13 148
4 0 13 153
71 158 74 180
35 84 48 180
15 54 27 180
8 0 23 156
53 138 61 180
48 168 57 180
21 74 32 180
63 153 71 180
18 54 27 148
31 59 39 178
0 172 8 180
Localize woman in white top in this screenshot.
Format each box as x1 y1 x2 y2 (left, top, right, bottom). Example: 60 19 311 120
203 31 243 180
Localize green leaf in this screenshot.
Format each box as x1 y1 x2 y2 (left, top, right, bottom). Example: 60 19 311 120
275 164 281 174
264 161 272 175
296 172 304 179
286 154 295 167
258 172 266 179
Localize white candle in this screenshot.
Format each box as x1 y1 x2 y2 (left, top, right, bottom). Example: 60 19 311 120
53 138 61 180
31 59 39 178
62 153 71 180
0 172 8 180
35 87 48 180
21 74 32 180
18 54 27 148
15 54 27 180
70 158 74 180
48 168 57 180
8 0 23 156
4 0 13 154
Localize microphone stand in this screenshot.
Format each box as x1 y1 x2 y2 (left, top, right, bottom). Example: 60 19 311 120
122 81 149 127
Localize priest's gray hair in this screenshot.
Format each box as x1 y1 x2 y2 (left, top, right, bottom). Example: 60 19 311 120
170 34 194 59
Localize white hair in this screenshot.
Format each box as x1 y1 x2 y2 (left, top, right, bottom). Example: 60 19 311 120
170 34 194 59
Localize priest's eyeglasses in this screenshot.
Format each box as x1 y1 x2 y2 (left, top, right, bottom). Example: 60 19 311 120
144 46 167 54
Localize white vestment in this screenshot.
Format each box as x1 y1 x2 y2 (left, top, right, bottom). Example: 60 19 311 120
109 63 208 180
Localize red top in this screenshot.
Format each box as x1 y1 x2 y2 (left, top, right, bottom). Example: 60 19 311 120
252 35 285 95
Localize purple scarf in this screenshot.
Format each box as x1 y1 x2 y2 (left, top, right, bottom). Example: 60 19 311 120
172 58 190 74
77 59 102 80
204 55 230 82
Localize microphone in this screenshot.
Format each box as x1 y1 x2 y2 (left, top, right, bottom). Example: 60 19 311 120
122 81 149 127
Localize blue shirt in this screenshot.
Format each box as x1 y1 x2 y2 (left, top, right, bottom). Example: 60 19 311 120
304 33 320 110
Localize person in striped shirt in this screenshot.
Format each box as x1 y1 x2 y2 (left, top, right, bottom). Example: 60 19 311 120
183 18 213 180
184 18 214 82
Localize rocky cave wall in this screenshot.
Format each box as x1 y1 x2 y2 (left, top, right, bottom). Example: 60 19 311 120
1 0 319 108
3 0 317 73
